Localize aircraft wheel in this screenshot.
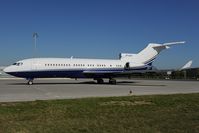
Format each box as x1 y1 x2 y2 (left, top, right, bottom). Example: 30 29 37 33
109 79 117 85
27 79 34 85
97 79 104 84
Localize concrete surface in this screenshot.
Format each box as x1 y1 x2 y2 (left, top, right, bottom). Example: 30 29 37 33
0 78 199 102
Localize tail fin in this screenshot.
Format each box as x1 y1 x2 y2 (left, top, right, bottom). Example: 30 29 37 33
128 41 185 64
180 60 193 70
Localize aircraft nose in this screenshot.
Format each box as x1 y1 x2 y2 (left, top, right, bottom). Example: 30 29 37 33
3 67 10 73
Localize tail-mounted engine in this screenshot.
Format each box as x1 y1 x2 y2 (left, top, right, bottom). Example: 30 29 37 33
124 62 147 70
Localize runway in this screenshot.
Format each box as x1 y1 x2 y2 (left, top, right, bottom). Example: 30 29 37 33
0 78 199 102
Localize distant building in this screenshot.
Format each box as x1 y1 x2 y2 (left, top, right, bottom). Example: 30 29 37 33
129 68 199 80
166 68 199 80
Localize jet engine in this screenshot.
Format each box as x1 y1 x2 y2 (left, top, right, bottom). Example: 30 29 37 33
124 62 146 70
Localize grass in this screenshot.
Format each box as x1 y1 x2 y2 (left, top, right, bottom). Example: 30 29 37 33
0 93 199 133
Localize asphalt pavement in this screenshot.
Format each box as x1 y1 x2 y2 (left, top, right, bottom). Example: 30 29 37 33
0 78 199 102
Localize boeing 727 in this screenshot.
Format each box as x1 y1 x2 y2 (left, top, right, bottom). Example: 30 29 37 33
3 41 185 85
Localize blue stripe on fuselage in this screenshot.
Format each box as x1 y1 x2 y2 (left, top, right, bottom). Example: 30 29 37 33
144 57 156 65
6 67 148 79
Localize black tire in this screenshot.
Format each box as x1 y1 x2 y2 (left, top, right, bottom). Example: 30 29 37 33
109 79 117 85
97 79 104 84
27 80 33 85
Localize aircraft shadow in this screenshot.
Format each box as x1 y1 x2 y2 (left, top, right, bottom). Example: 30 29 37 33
7 81 166 87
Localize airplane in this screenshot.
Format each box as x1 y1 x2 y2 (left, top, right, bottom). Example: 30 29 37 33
163 60 193 79
179 60 193 71
146 60 193 79
150 60 193 73
3 41 185 85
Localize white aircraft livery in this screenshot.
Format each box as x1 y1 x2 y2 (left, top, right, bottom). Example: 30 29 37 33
4 41 185 85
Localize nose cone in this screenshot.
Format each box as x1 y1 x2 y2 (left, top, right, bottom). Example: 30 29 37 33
3 67 10 73
3 66 20 77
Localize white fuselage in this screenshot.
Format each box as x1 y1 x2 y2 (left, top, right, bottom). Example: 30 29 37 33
3 58 149 79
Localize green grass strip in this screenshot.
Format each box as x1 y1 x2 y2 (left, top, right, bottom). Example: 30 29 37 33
0 93 199 133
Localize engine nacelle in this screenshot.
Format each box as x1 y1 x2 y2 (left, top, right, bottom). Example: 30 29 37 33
124 62 146 69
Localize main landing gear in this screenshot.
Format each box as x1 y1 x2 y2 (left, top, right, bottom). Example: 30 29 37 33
96 78 104 84
95 78 117 85
27 78 34 85
109 78 117 85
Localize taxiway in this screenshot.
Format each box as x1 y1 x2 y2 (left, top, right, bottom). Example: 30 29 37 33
0 78 199 102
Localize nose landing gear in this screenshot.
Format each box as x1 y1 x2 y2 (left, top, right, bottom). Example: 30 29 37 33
27 78 34 85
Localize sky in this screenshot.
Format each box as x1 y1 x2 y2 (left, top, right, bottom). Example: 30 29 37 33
0 0 198 69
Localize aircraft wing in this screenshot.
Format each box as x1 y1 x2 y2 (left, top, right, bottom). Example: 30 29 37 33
83 70 124 74
83 70 123 75
82 70 132 78
82 69 154 78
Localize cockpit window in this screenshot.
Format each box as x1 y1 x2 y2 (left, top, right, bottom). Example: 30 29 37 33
13 62 23 66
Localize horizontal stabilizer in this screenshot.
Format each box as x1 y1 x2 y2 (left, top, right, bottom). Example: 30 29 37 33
163 41 186 46
153 41 185 49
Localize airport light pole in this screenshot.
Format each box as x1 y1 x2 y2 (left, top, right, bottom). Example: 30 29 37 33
33 32 39 57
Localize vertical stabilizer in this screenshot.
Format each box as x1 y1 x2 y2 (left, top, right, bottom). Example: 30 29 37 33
180 60 193 70
129 41 185 64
